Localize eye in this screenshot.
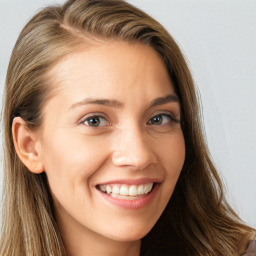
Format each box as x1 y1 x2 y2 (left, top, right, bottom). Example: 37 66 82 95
83 116 109 127
148 114 175 126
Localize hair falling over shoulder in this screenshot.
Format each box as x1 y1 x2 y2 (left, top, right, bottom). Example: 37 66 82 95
1 0 255 255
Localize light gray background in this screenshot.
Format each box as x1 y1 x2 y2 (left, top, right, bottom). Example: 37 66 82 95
0 0 255 228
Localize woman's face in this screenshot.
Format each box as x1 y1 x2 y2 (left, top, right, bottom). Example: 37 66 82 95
37 40 185 242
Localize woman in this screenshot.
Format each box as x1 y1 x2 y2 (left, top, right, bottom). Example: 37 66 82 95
1 0 255 255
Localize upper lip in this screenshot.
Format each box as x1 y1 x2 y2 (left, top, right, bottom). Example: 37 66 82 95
96 178 162 186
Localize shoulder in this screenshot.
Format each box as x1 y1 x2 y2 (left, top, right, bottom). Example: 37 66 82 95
240 232 256 256
243 240 256 255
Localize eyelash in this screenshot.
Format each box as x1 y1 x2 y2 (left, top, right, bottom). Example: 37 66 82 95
147 113 179 126
80 112 179 128
81 114 110 128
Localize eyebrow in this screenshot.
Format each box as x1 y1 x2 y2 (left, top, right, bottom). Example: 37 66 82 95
70 98 123 109
149 94 179 107
69 94 179 110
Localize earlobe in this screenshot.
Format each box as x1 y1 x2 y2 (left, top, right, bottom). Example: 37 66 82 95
12 117 44 174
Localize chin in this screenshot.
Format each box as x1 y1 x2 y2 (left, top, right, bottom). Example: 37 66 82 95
103 224 153 242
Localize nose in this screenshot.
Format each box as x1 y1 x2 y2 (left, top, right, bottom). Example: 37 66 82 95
111 128 157 170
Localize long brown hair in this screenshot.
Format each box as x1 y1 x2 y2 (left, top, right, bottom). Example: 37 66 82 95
1 0 254 255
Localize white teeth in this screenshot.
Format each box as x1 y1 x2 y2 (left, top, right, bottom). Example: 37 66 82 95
98 183 154 196
119 185 129 195
129 185 138 196
144 183 153 194
106 185 111 194
138 184 144 195
112 186 119 195
99 185 106 192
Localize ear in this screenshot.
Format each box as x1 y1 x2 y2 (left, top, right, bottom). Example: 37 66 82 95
12 117 44 174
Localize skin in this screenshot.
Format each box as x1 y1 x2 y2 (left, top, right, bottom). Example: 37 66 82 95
13 40 185 256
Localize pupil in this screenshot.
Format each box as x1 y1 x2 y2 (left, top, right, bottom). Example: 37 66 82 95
89 117 100 126
152 115 162 125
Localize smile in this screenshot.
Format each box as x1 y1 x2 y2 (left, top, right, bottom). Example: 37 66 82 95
98 183 154 197
96 181 160 209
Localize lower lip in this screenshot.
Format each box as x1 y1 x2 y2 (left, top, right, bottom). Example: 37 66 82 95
97 183 160 209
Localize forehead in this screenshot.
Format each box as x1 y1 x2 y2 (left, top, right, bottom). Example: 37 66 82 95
43 40 175 108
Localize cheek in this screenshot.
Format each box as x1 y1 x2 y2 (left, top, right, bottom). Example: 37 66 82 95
156 130 185 197
157 131 185 205
40 132 111 193
158 130 185 173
